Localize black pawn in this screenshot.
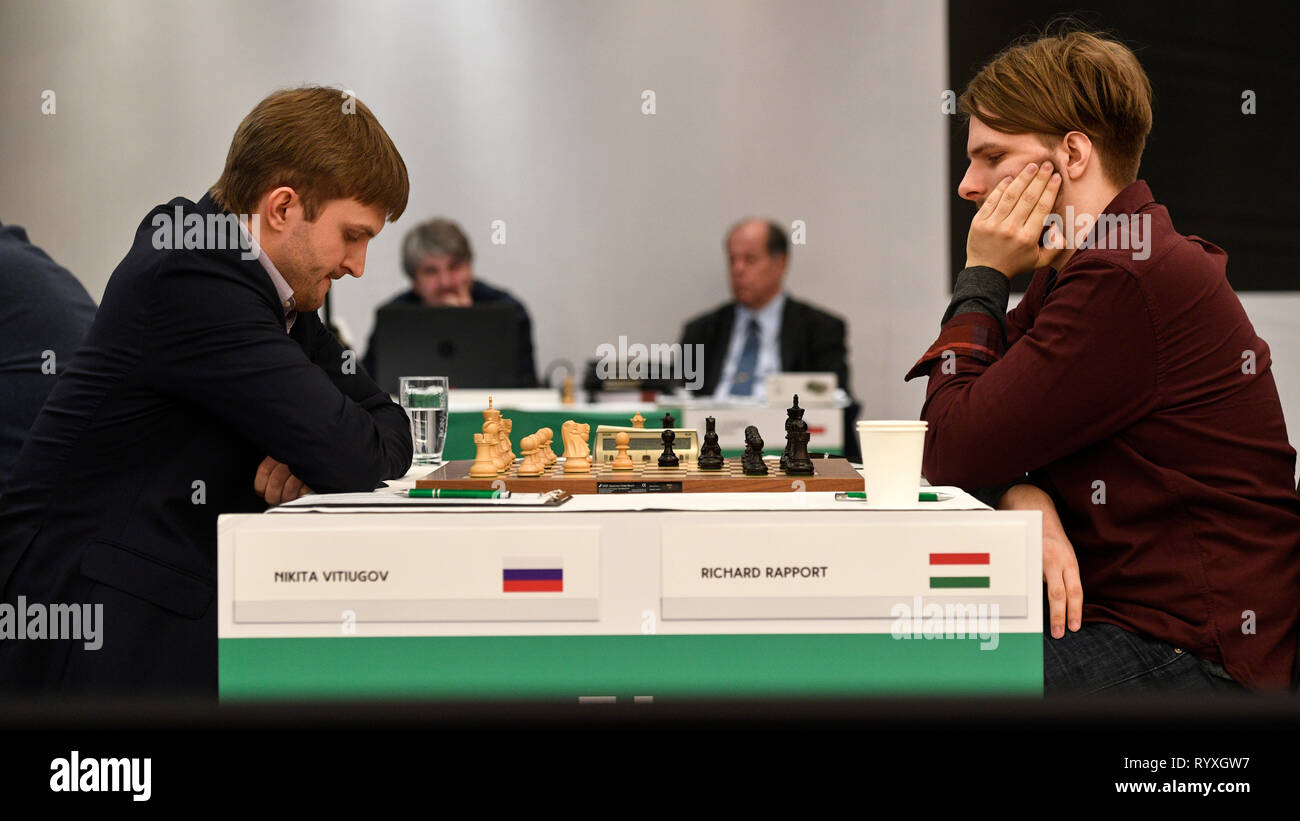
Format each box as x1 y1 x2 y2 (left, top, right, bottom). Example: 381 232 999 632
658 427 680 467
698 415 724 470
661 411 676 428
741 425 768 475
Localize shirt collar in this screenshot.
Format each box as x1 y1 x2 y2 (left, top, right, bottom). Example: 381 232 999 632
1100 180 1154 218
237 219 297 325
736 291 786 333
1049 180 1156 277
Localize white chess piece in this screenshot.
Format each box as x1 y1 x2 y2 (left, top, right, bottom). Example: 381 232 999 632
540 427 557 466
495 418 514 472
469 424 499 478
516 434 542 477
482 397 501 429
612 431 634 471
576 422 592 470
561 420 591 474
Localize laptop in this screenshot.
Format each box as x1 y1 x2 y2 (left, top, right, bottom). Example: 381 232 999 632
371 303 520 394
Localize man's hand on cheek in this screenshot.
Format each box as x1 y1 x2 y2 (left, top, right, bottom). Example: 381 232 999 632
965 161 1062 279
254 455 313 505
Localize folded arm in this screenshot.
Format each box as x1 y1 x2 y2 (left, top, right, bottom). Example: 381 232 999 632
146 263 413 495
904 260 1158 488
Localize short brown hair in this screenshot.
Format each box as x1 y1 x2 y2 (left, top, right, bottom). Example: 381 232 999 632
958 29 1153 185
210 86 408 222
402 218 474 278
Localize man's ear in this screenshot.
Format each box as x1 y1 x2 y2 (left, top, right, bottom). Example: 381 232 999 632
260 186 299 232
1061 131 1093 181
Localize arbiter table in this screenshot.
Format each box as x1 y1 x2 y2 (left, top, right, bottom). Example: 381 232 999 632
217 463 1043 701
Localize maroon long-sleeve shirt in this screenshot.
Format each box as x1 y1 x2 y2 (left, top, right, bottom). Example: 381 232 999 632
905 181 1300 690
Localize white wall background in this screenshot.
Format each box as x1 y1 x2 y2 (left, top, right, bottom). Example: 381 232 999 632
1 0 1295 476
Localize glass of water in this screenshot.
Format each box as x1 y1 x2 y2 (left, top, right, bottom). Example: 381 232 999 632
399 376 449 466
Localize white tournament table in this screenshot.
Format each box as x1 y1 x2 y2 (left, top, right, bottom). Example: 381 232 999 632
217 465 1043 700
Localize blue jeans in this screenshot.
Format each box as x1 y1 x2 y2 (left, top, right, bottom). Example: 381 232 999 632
1042 602 1244 695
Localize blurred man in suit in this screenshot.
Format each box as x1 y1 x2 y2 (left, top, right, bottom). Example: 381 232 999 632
0 223 96 497
680 218 859 458
0 87 414 696
363 218 537 387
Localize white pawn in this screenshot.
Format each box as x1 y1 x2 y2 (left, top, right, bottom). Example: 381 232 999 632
529 428 546 470
517 434 543 477
612 431 634 471
540 427 557 467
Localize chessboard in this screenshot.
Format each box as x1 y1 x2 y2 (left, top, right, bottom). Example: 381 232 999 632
416 457 865 494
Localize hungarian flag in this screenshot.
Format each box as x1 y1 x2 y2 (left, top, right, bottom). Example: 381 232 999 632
928 552 989 589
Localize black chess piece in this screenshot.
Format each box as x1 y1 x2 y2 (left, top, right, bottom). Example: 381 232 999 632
698 415 724 470
661 411 676 428
658 427 680 467
781 394 805 470
785 416 814 475
741 425 768 475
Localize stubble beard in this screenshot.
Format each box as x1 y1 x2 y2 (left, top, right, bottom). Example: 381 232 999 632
283 225 332 312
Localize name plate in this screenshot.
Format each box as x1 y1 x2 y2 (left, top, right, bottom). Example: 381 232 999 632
660 522 1027 620
234 526 599 623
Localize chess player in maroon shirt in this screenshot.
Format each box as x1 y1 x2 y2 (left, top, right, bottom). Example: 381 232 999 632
906 31 1300 693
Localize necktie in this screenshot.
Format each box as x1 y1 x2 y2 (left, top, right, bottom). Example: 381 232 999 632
730 318 762 396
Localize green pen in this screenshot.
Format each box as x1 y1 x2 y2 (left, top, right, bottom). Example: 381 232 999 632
403 488 509 499
837 491 951 502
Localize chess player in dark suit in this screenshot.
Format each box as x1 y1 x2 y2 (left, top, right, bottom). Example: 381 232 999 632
679 218 860 459
0 87 414 696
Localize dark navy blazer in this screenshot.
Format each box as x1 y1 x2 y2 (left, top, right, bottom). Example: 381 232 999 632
0 194 413 696
0 223 97 495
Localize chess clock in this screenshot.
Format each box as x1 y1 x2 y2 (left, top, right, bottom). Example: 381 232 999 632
593 425 699 464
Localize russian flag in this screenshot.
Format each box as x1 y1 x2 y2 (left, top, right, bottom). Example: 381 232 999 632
928 552 989 589
503 557 563 593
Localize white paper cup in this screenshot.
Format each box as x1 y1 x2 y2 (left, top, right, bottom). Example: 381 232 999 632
856 420 928 507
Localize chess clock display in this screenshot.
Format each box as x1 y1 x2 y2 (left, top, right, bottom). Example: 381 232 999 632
592 426 699 465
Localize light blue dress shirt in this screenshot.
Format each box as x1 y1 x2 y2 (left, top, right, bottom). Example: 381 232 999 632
715 293 786 400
